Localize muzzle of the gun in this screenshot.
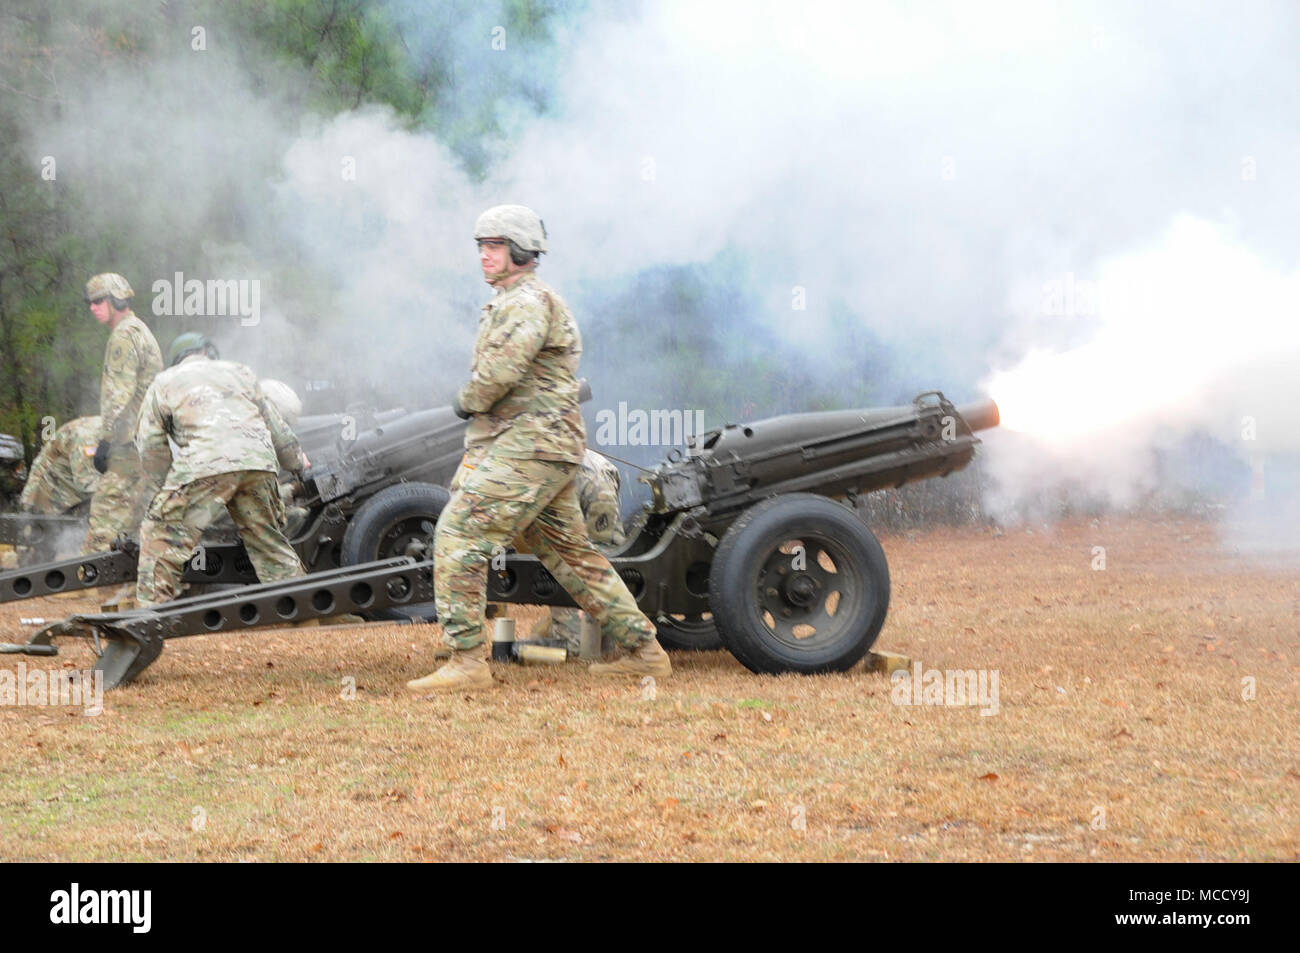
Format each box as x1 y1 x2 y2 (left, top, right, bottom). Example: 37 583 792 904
955 398 1000 433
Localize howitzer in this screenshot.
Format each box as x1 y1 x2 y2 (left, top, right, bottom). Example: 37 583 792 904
604 390 999 667
0 513 86 552
0 405 418 566
3 391 997 687
0 382 594 608
0 405 469 609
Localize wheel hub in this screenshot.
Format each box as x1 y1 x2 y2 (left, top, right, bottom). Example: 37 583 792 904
782 573 819 607
381 518 435 560
753 537 859 644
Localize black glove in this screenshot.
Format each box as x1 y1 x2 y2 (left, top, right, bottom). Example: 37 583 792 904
451 395 472 420
93 439 111 474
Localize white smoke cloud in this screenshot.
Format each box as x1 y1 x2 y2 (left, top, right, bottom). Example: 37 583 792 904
983 214 1300 546
989 215 1300 449
13 0 1300 547
272 107 490 397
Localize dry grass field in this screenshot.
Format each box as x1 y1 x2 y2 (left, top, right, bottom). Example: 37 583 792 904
0 515 1295 862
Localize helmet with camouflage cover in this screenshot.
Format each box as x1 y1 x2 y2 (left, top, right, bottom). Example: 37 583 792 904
167 331 218 366
259 379 302 426
0 433 23 464
0 434 25 496
474 205 548 254
83 273 134 304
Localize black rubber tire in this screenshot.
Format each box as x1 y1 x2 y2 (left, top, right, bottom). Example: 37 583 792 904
708 493 890 674
340 481 450 623
654 612 724 651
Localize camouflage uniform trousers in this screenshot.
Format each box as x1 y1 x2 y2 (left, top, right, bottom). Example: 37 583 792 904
82 442 152 554
136 470 304 607
434 451 656 652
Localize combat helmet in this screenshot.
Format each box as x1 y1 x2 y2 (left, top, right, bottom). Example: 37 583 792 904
167 332 218 366
0 433 23 463
83 273 134 304
474 205 548 254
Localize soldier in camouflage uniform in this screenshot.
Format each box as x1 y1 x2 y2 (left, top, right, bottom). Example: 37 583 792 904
527 448 626 652
19 416 102 514
407 205 670 693
0 435 22 567
81 274 164 553
134 333 307 607
0 434 26 512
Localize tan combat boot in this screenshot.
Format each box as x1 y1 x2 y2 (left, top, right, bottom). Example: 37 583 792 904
406 642 492 693
588 637 672 678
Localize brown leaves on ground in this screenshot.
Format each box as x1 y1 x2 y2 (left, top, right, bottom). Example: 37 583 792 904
0 516 1296 861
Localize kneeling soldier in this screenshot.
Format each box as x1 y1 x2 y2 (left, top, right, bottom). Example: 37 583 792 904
19 415 103 516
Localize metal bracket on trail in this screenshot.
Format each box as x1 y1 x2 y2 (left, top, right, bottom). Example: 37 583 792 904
6 616 165 690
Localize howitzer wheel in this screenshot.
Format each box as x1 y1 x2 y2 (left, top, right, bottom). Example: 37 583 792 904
708 493 890 674
340 482 450 623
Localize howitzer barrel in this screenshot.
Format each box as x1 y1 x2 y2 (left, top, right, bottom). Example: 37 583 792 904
648 391 999 515
955 398 999 433
307 406 468 503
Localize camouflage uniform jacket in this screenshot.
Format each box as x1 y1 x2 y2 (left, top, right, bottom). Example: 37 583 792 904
136 356 304 490
458 272 586 463
99 312 163 446
19 415 102 512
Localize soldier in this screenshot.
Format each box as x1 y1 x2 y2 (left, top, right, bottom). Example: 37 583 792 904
407 204 671 693
0 434 26 511
81 273 163 553
0 436 22 567
19 416 102 515
134 333 307 607
526 448 626 653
